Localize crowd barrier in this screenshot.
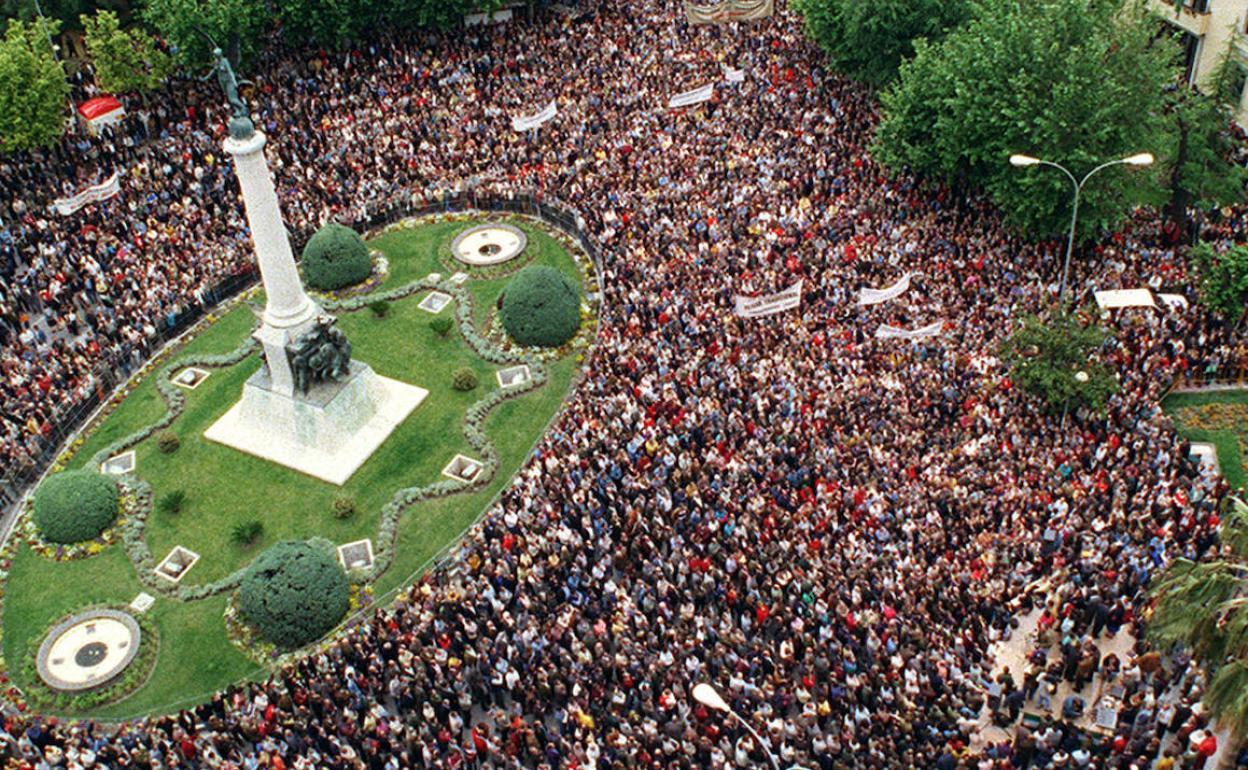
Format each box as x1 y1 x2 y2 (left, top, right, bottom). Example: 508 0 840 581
0 190 604 522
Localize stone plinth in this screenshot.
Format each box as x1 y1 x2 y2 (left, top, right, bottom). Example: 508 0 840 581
204 361 426 485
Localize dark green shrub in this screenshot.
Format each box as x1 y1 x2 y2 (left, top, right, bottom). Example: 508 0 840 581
500 265 581 348
301 223 371 290
32 471 118 544
238 540 349 648
156 431 180 453
368 299 391 318
452 367 479 391
231 520 264 547
157 490 186 515
331 496 356 519
429 316 453 337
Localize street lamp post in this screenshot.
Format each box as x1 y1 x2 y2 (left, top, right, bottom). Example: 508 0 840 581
1008 152 1153 307
31 0 59 61
1062 369 1089 429
693 683 781 770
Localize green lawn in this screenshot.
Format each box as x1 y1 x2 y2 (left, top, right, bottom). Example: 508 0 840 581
2 545 259 720
1163 388 1248 492
3 217 588 718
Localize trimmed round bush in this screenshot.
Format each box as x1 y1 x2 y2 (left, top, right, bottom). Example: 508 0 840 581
452 367 479 391
301 223 371 290
32 470 119 544
238 541 349 648
500 265 581 348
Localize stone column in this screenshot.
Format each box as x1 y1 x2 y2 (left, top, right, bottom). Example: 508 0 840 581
224 129 320 397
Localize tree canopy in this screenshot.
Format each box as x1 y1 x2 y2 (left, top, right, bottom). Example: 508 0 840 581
140 0 266 68
82 9 171 94
272 0 504 48
1192 241 1248 320
873 0 1174 241
1159 81 1246 241
999 312 1119 414
792 0 968 87
0 17 68 152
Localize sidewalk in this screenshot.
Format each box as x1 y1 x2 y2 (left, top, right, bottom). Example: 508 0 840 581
975 608 1236 767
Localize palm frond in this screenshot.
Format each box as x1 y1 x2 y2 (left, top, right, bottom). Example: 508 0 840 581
1221 497 1248 558
1148 560 1240 653
1207 660 1248 742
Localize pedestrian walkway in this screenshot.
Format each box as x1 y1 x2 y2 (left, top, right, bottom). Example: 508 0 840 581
975 605 1236 768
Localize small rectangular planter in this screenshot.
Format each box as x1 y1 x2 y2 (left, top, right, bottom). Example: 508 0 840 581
155 546 200 584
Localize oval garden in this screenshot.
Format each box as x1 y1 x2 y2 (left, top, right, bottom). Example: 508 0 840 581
0 215 597 717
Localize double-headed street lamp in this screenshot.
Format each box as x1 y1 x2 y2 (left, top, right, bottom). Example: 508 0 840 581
1009 152 1153 307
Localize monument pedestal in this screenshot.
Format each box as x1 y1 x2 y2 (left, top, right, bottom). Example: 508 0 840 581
204 361 427 485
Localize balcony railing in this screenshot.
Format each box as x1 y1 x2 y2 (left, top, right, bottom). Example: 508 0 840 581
1151 0 1212 35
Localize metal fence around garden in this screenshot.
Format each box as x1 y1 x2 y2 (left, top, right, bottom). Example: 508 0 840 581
0 190 605 529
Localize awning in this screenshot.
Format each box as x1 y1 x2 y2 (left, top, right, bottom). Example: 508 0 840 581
77 96 124 121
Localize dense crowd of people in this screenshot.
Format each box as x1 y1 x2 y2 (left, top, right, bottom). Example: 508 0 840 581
1 0 1247 768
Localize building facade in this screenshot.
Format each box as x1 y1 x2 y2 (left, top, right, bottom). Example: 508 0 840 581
1150 0 1248 123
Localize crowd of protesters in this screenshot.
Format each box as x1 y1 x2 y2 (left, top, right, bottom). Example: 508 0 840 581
1 0 1247 768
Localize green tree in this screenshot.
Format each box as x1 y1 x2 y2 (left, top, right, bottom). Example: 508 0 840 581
1161 88 1246 242
874 0 1173 241
275 0 359 47
1149 498 1248 741
0 18 68 152
274 0 504 47
2 0 130 30
82 9 171 94
792 0 969 87
1000 313 1119 414
401 0 502 31
140 0 265 69
1192 241 1248 321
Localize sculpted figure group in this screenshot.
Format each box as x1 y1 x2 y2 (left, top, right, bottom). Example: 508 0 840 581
287 317 352 395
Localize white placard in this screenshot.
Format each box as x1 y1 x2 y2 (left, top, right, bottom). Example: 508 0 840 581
875 320 944 340
734 280 802 318
723 65 745 83
1157 293 1189 310
511 100 558 132
669 83 715 109
52 172 121 216
857 273 911 306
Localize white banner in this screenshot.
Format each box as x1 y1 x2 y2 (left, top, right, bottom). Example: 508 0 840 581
52 172 121 216
669 83 714 109
857 273 911 306
723 65 745 83
734 280 802 318
875 320 944 340
686 0 773 24
511 100 558 132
